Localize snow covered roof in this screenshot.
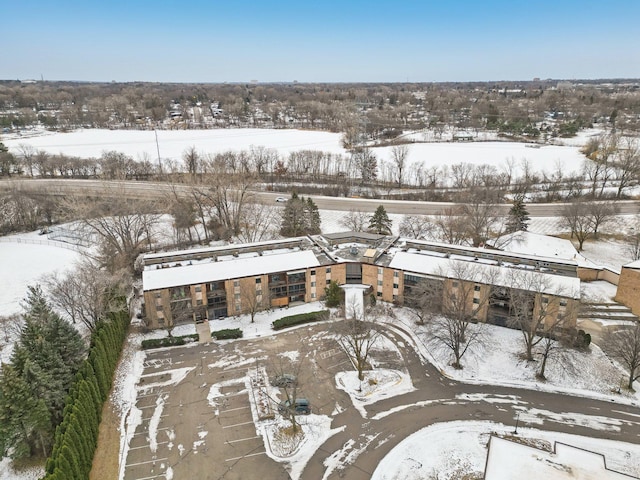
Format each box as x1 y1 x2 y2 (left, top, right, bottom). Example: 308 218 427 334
143 250 320 291
389 251 580 297
484 436 636 480
144 237 306 260
623 259 640 269
488 231 579 261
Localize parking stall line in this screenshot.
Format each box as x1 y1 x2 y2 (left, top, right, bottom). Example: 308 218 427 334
225 451 266 462
222 421 254 429
133 427 170 437
221 405 250 413
225 435 260 444
129 441 169 451
125 457 168 468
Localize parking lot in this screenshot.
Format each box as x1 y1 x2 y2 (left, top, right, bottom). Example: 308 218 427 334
121 324 370 480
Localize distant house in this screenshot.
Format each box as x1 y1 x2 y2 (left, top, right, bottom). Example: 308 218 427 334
452 132 473 142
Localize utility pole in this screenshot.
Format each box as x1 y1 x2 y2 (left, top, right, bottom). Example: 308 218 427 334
154 129 163 175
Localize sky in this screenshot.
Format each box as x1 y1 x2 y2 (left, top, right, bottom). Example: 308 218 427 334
3 0 640 83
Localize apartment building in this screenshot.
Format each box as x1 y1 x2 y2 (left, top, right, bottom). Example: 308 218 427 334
141 232 581 331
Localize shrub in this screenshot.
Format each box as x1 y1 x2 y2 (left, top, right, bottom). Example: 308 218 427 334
212 328 243 340
141 334 199 349
272 310 330 330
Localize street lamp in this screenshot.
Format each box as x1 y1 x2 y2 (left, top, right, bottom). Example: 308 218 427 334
513 412 521 435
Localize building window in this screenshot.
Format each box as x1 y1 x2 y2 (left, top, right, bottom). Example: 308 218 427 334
393 283 399 289
377 280 383 286
196 299 203 306
326 267 331 273
311 293 316 299
559 299 567 306
452 281 459 288
326 279 331 285
311 281 316 287
156 304 163 311
473 298 480 304
155 292 162 298
235 305 241 312
378 268 383 275
195 286 202 292
394 271 399 278
474 285 481 291
310 269 316 276
393 295 398 301
256 278 262 284
377 291 382 297
234 280 239 287
542 297 549 304
234 293 240 300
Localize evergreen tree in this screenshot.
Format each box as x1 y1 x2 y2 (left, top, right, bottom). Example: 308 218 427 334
280 193 322 237
506 197 530 233
305 197 321 234
324 281 344 308
0 364 52 459
368 205 392 235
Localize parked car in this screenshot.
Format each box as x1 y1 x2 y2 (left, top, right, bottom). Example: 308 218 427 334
275 196 287 203
270 374 297 387
278 398 311 416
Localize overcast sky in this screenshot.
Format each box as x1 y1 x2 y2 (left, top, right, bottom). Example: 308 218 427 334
4 0 639 83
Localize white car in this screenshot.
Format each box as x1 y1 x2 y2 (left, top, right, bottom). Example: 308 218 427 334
275 196 287 203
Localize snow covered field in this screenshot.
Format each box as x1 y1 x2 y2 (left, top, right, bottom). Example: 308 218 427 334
4 127 589 179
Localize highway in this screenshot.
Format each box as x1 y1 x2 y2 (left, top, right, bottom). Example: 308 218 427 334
2 178 639 216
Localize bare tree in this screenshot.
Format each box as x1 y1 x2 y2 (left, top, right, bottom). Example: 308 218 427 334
428 262 497 369
613 137 640 198
605 324 640 390
239 278 268 323
339 209 369 232
270 346 306 433
588 201 619 237
560 200 594 251
45 259 131 332
505 269 574 362
433 207 468 245
391 144 409 188
65 183 161 272
582 133 617 198
404 277 443 325
459 190 502 247
337 303 381 382
182 145 200 180
399 215 434 240
237 202 280 243
0 314 22 355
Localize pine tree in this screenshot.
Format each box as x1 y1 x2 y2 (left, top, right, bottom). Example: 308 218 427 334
305 197 321 234
0 364 52 459
506 197 530 233
324 281 344 308
368 205 393 235
280 194 322 237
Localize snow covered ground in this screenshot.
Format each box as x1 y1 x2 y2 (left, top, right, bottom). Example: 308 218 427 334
370 421 640 480
386 304 640 405
4 127 591 180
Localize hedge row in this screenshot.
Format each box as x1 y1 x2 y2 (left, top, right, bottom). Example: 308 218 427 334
141 333 199 349
42 309 130 480
272 310 330 330
212 328 243 340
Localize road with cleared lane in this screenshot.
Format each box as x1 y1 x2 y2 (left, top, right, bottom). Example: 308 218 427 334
2 178 639 216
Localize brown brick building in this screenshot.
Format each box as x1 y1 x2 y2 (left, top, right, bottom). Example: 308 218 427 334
142 233 580 331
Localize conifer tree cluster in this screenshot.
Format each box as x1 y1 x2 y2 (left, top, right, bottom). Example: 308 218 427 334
0 286 85 460
43 308 130 480
279 193 321 237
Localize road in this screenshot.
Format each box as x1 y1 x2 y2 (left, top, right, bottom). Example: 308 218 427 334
120 322 640 480
3 178 639 216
